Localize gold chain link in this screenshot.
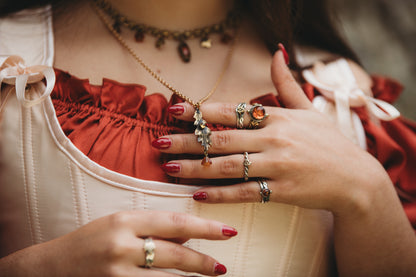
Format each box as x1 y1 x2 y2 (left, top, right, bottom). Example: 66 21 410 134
93 3 238 108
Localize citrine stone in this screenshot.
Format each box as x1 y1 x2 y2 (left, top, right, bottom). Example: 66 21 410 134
201 156 212 167
178 41 191 63
252 106 266 120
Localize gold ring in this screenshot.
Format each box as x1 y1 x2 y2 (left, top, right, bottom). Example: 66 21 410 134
236 102 246 129
243 152 251 181
247 103 269 129
143 238 156 268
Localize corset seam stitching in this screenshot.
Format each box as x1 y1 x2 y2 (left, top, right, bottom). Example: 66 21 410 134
20 103 35 245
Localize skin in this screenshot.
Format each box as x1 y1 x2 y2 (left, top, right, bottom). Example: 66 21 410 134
158 52 416 276
1 0 415 276
0 211 235 276
1 1 239 276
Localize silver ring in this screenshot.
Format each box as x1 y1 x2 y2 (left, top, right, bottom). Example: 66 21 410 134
143 238 156 268
257 178 272 203
235 102 246 129
247 103 269 129
243 152 251 181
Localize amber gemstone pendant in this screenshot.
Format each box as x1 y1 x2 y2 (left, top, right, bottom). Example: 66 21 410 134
247 103 269 129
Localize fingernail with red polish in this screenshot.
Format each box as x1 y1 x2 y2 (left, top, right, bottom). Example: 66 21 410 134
161 163 181 173
214 263 227 275
278 43 290 65
168 104 185 116
222 226 238 237
193 192 207 201
151 138 172 149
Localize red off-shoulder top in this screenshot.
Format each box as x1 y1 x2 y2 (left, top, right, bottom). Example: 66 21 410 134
51 69 416 228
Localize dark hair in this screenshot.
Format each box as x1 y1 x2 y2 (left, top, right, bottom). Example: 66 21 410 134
242 0 360 68
0 0 359 68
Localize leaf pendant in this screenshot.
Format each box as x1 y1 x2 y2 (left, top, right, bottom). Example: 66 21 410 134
193 108 212 166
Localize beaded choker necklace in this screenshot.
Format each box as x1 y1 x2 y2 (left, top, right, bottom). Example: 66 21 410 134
93 0 241 63
93 2 239 166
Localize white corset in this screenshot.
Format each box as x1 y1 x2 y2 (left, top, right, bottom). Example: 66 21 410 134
0 6 357 277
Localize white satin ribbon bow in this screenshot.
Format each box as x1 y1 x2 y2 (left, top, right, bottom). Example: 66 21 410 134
302 59 400 147
0 55 55 109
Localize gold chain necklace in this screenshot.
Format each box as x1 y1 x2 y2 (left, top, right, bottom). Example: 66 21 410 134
93 0 241 63
93 3 238 166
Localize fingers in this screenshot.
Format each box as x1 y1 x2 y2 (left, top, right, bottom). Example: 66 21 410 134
166 47 312 128
135 269 186 277
193 181 266 204
161 153 270 180
110 211 237 240
103 211 233 276
169 102 269 128
133 239 226 276
271 49 313 110
152 130 262 154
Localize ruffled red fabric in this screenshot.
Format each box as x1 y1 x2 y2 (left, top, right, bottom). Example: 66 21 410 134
51 69 416 227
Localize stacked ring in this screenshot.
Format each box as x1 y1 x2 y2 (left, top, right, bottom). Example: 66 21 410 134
247 103 269 129
243 152 251 181
235 103 246 129
143 238 156 268
257 178 272 203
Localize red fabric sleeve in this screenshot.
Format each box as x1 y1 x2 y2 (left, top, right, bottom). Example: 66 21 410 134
304 75 416 228
362 76 416 228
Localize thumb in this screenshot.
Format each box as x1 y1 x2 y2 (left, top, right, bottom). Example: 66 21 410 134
271 45 312 109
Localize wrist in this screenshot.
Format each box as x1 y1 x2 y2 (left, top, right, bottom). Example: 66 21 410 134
0 241 57 277
332 164 394 221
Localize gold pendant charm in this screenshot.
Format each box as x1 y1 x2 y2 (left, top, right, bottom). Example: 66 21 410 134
200 37 212 49
193 108 212 166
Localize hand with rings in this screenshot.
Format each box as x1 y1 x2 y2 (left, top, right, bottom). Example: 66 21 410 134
153 51 394 218
30 211 234 276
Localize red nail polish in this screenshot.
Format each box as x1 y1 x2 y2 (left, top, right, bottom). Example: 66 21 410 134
151 138 172 149
222 226 238 237
168 105 185 116
161 163 181 173
278 43 290 65
193 192 207 201
214 263 227 275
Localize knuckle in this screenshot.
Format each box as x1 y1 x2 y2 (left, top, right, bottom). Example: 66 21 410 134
211 189 225 203
264 132 280 147
105 265 118 277
108 211 132 228
237 185 253 201
273 149 299 173
105 234 130 260
204 222 218 238
168 212 188 232
178 135 192 151
106 264 126 277
170 244 187 267
269 157 282 171
218 103 236 123
211 132 231 151
219 159 239 176
187 160 199 176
